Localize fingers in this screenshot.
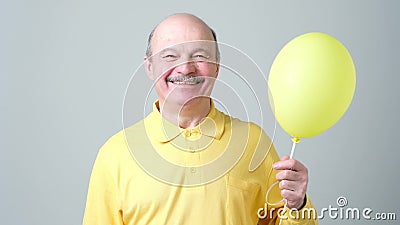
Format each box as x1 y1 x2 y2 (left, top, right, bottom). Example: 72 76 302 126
278 180 307 194
281 189 306 209
273 156 308 173
276 170 302 181
272 156 309 209
278 179 297 191
281 155 290 161
278 179 308 209
280 189 306 203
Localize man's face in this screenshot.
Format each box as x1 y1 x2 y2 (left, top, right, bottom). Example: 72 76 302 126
145 17 219 107
147 41 219 106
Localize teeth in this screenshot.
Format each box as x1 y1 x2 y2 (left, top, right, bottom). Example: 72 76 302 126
166 76 204 85
174 81 198 85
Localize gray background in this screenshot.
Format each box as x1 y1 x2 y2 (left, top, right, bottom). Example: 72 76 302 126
1 0 399 224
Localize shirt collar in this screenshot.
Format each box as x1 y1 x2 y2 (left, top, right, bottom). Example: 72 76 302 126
145 100 225 143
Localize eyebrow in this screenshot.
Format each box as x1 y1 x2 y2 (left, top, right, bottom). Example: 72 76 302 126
159 48 178 55
192 48 211 54
159 47 212 55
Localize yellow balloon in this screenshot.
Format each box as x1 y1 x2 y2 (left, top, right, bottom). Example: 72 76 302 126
268 32 356 139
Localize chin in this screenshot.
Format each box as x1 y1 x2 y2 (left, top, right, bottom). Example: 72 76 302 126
165 94 209 107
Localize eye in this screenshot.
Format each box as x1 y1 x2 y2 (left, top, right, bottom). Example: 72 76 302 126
162 54 178 61
193 54 209 61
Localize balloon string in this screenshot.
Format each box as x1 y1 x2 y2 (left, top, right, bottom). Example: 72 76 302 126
290 137 300 159
289 141 296 159
258 138 300 223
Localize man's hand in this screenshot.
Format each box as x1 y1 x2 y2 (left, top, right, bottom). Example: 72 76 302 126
272 156 308 210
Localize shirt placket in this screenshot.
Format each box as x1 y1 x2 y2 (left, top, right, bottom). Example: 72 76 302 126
183 128 202 184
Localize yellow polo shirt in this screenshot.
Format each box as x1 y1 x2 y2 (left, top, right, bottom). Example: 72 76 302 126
83 101 318 225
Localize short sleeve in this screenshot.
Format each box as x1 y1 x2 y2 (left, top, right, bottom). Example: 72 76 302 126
82 139 124 225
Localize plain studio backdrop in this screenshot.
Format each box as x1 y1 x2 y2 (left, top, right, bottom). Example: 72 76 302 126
1 0 399 224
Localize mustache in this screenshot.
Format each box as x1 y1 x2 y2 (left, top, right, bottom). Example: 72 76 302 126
166 75 206 83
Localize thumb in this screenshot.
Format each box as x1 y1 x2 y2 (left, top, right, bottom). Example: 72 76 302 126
281 155 290 161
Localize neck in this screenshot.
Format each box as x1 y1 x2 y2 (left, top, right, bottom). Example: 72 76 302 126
158 97 211 129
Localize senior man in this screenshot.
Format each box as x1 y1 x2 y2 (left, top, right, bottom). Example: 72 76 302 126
83 13 318 225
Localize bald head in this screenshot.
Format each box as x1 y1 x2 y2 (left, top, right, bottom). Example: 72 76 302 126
146 13 219 60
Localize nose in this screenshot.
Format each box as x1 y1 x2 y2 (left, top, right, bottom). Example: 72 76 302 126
175 61 196 75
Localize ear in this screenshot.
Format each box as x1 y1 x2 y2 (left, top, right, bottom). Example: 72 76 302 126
144 56 155 80
214 63 220 78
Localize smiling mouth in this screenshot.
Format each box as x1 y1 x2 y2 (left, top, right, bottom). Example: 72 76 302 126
166 75 205 85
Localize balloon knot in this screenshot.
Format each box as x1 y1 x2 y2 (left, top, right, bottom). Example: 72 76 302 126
292 137 300 143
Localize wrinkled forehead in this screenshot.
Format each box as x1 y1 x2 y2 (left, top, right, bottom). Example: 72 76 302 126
151 40 219 59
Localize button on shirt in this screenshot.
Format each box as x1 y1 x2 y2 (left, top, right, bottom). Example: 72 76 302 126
83 101 318 225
